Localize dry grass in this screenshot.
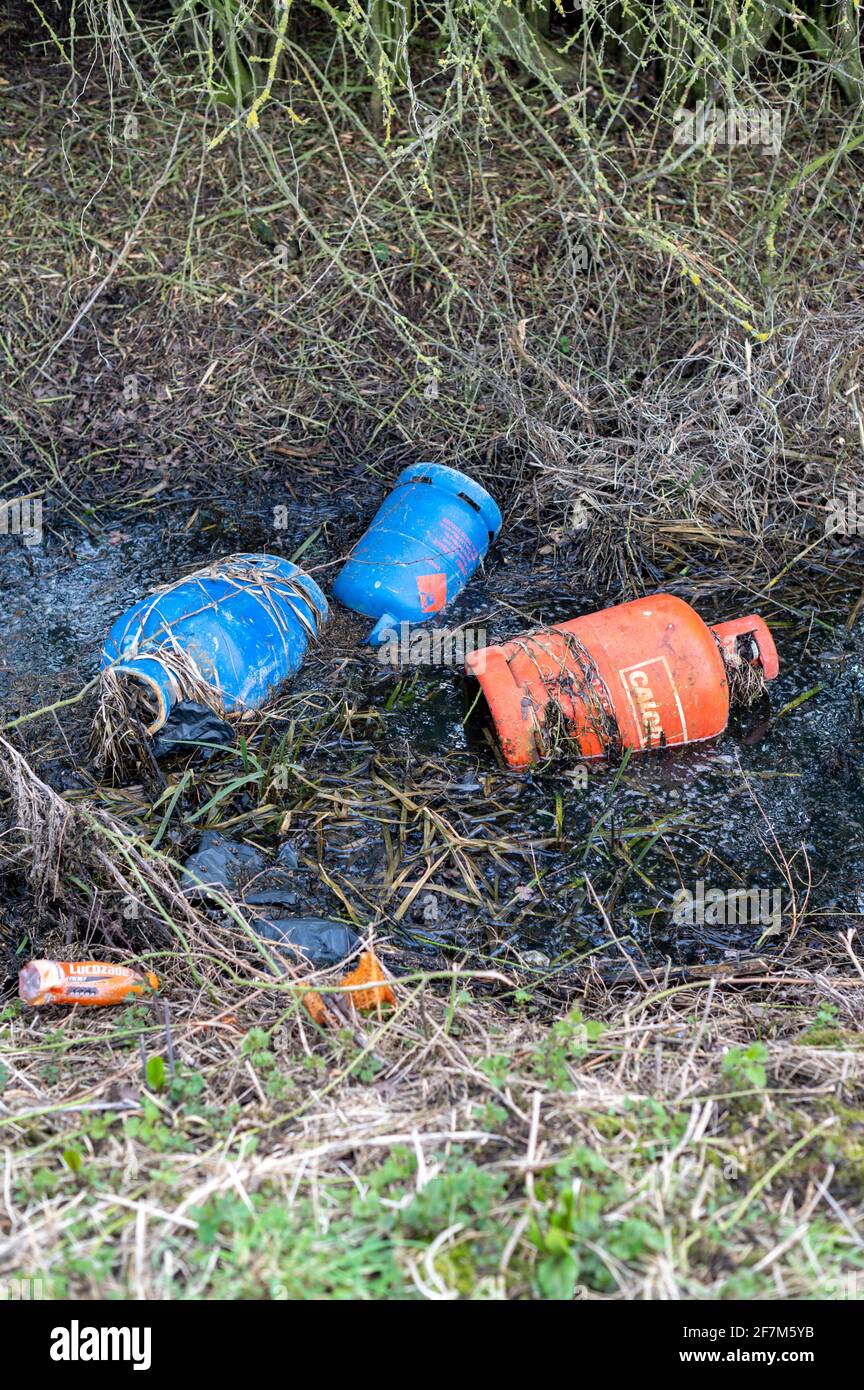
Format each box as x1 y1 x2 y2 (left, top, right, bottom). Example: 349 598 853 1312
3 913 864 1298
3 13 863 593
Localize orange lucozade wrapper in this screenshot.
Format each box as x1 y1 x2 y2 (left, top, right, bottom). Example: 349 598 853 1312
19 960 159 1007
302 950 396 1026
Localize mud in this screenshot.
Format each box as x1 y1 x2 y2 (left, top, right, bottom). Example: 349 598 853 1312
1 481 862 974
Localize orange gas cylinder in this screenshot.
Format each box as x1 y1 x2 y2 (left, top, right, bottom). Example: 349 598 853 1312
464 594 779 769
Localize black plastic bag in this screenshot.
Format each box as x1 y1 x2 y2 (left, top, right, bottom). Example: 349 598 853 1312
151 702 235 760
180 831 266 894
251 916 360 968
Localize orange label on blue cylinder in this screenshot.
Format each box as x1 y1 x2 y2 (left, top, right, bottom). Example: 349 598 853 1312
417 573 447 613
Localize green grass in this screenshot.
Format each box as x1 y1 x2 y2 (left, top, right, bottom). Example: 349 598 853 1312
4 979 864 1299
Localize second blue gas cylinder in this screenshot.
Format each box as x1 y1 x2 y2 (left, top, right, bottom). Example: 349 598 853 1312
332 463 502 643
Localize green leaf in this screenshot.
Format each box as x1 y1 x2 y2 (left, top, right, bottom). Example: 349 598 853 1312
146 1055 167 1092
722 1042 768 1090
536 1251 579 1300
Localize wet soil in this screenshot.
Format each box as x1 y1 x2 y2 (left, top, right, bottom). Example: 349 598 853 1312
1 480 863 977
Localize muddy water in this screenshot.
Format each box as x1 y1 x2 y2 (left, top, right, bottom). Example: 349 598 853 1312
381 577 864 965
1 485 862 969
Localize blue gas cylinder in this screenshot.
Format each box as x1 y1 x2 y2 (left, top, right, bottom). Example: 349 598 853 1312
101 554 327 732
332 463 502 643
